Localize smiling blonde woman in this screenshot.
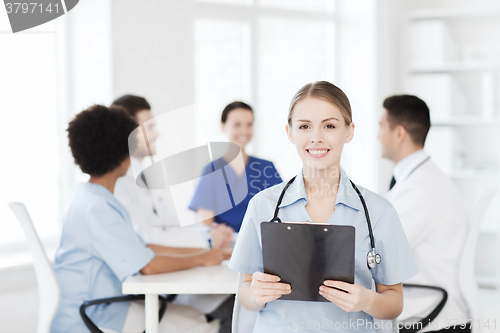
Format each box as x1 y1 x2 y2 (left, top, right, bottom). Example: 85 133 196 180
228 81 419 333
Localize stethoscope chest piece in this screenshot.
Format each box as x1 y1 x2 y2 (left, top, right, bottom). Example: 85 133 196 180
367 250 382 269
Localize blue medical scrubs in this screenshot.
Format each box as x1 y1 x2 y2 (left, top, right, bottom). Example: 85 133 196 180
189 156 282 232
51 183 155 333
229 167 418 333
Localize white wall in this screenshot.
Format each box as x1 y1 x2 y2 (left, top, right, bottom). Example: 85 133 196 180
375 0 406 195
112 0 195 115
58 0 114 213
336 0 379 191
111 0 197 224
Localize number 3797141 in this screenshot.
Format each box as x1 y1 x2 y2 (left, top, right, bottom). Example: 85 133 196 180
5 2 60 14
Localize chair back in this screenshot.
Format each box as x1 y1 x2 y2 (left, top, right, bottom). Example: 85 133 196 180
232 272 398 333
8 203 61 333
458 188 497 333
232 272 257 333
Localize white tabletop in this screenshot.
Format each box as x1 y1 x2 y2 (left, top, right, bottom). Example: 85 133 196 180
122 261 239 295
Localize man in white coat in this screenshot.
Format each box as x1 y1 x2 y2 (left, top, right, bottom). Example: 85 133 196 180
112 95 234 333
378 95 470 332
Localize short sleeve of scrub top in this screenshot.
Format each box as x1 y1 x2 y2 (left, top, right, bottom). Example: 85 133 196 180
228 168 418 333
189 156 282 232
89 201 155 282
188 162 220 215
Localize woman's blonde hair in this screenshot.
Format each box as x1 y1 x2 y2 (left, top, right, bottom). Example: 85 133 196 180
287 81 352 126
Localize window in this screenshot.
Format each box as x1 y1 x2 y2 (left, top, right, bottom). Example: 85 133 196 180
0 15 60 250
194 19 251 143
194 0 336 179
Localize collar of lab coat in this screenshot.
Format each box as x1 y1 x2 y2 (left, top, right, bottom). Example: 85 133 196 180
393 149 429 183
278 166 363 211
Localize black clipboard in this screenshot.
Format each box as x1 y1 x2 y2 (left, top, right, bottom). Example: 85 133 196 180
261 222 355 302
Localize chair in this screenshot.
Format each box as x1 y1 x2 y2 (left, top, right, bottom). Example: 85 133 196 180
231 272 399 333
80 294 169 333
231 272 257 333
400 188 498 333
458 188 498 333
8 202 167 333
8 202 61 333
399 284 448 333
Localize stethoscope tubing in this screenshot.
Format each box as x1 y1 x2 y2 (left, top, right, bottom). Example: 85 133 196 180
269 174 380 269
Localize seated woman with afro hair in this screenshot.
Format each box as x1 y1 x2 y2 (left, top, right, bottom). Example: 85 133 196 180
51 105 224 333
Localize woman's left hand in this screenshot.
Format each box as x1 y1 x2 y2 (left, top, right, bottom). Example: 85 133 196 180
319 280 374 313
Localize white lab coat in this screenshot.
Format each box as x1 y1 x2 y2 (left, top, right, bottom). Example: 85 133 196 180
114 157 229 314
386 150 469 331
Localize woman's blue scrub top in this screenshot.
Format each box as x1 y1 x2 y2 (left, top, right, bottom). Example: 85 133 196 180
189 156 282 232
229 167 418 333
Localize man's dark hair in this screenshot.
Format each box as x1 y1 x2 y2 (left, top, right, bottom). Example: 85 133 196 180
111 94 151 118
221 101 253 123
383 95 431 146
67 105 138 176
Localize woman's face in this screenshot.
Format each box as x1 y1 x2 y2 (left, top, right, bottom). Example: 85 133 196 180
221 108 254 150
286 98 354 170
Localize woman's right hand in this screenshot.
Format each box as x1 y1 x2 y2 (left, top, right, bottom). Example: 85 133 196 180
251 272 291 305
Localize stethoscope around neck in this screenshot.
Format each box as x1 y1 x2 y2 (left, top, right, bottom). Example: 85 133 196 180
269 175 382 269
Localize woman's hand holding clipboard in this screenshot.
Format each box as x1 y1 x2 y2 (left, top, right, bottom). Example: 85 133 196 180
249 272 292 306
320 280 374 312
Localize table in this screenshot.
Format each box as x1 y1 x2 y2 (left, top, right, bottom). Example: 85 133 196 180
122 262 238 333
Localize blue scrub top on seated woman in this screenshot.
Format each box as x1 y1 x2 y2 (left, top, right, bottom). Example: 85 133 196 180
229 167 418 333
51 183 154 333
189 156 282 232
